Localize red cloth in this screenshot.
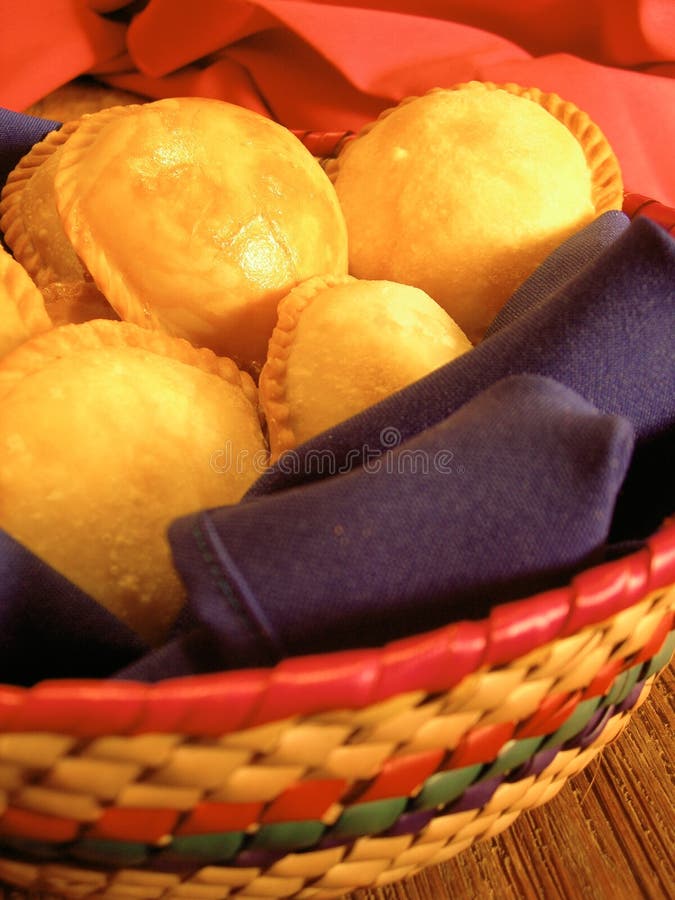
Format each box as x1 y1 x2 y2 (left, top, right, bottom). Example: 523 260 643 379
1 1 674 202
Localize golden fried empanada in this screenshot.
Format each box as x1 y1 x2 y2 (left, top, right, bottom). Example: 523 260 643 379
48 97 348 367
0 320 268 645
0 244 51 358
327 82 623 343
260 275 472 459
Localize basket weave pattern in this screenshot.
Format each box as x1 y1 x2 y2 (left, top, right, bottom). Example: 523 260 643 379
0 520 673 898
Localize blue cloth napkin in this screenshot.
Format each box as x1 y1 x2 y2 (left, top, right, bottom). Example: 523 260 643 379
0 108 673 685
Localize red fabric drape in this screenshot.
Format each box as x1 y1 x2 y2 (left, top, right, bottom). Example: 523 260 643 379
2 0 674 202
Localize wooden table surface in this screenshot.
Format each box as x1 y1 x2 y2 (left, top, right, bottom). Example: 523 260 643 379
1 79 672 900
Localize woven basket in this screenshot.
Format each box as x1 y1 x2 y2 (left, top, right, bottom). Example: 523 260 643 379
0 125 673 898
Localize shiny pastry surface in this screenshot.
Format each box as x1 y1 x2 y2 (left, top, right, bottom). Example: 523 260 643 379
52 97 348 367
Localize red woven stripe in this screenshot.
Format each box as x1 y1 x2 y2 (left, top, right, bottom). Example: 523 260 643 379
246 650 382 728
0 681 145 735
374 620 488 703
176 801 263 835
0 687 22 728
485 588 569 666
647 519 675 589
135 670 267 736
582 657 626 700
448 721 515 768
516 691 582 740
262 779 347 824
355 750 444 804
87 807 178 843
0 807 80 843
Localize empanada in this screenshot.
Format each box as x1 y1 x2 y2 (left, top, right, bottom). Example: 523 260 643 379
0 320 268 644
260 275 471 459
327 82 623 343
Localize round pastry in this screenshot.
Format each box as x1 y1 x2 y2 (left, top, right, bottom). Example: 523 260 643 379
327 82 623 343
260 274 472 460
0 97 349 369
0 320 268 645
0 244 51 358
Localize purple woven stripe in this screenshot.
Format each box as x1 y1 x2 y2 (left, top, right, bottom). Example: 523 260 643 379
507 746 560 781
384 808 435 837
616 681 646 713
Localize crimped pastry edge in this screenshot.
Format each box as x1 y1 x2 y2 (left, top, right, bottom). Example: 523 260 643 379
325 80 624 215
259 273 355 461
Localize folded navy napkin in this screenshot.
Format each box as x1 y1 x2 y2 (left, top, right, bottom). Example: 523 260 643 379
118 375 633 678
0 108 673 685
0 530 146 686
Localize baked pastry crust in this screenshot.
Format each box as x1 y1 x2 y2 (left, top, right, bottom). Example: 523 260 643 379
0 245 52 358
260 274 472 460
0 119 88 286
51 97 349 367
0 319 267 644
327 81 624 343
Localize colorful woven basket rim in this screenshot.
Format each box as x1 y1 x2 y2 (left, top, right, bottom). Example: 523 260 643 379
2 515 673 740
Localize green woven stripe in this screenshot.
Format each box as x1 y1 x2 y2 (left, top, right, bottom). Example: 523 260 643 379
539 696 602 750
251 819 325 850
69 838 150 867
160 832 244 862
604 663 643 707
333 797 407 837
415 764 482 809
483 736 545 778
0 838 64 861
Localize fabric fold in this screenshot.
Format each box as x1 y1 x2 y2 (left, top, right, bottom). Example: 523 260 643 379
159 375 634 671
2 2 674 199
